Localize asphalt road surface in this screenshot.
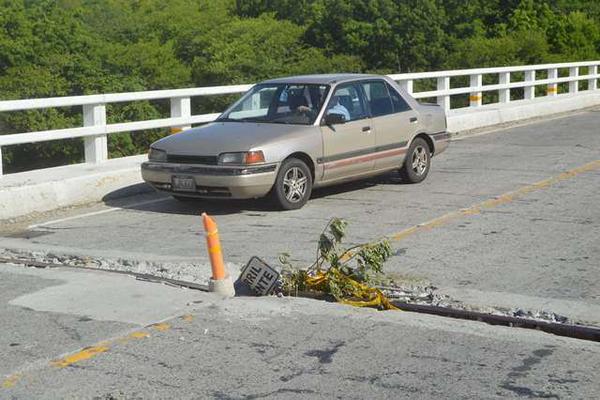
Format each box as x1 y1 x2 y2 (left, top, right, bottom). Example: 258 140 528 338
1 109 599 398
1 263 599 399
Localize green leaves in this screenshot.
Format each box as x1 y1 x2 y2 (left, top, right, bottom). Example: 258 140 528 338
278 218 396 308
2 0 600 173
189 13 362 86
328 218 348 243
318 234 334 260
239 0 600 73
280 217 393 294
317 217 347 263
353 240 392 282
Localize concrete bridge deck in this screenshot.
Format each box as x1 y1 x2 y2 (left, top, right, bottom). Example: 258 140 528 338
1 108 599 398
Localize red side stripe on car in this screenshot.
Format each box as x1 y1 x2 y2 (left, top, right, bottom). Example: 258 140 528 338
324 147 408 170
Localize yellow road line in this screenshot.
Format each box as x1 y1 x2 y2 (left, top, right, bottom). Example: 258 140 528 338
51 345 109 368
392 159 600 242
2 374 22 389
150 322 171 332
129 331 151 339
50 329 157 369
3 325 157 389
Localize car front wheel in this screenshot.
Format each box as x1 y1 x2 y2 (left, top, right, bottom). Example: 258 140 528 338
400 137 431 183
271 158 312 210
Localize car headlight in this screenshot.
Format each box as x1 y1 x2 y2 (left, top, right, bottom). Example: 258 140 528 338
148 148 167 162
218 151 265 165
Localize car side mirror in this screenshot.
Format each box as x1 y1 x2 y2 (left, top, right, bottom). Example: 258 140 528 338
324 113 346 126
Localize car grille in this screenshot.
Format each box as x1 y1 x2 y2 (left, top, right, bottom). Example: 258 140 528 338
150 182 231 197
167 154 218 165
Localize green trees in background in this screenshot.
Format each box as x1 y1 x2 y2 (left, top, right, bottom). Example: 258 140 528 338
1 0 599 172
237 0 600 70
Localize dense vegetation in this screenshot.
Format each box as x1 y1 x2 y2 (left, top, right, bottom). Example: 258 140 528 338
1 0 599 173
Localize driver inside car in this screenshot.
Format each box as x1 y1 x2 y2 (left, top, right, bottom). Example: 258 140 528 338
288 92 316 122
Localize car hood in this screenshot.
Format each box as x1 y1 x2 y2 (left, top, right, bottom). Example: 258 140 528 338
152 122 314 156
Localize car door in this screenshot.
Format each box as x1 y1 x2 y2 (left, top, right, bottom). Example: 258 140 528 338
361 80 419 170
319 82 375 181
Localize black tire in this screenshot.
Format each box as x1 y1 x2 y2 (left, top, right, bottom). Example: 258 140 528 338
271 158 312 210
399 137 431 183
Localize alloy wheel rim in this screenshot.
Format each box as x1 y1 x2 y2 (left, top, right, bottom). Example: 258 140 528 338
411 146 428 176
283 167 308 203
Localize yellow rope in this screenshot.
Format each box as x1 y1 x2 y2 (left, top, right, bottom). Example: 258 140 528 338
301 268 398 311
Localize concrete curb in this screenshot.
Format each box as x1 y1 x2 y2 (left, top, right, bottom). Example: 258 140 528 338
0 155 149 221
447 91 600 133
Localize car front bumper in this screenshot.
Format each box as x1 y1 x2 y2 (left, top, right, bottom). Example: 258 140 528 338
141 162 278 199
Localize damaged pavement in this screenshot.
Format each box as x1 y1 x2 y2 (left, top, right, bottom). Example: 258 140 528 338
1 261 599 399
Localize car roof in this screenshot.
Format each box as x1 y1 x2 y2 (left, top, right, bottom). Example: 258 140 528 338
260 73 383 85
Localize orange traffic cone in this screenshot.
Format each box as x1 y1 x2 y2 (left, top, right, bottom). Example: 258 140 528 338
202 213 235 296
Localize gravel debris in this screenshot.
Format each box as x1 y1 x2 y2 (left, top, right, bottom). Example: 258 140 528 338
380 283 570 325
0 247 571 325
0 247 242 286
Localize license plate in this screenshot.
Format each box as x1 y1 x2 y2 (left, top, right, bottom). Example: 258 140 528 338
171 176 195 192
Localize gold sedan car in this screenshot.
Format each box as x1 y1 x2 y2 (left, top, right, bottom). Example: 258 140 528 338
142 74 448 209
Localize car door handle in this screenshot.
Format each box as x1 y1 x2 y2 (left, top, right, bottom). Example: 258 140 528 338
362 126 371 133
410 117 418 123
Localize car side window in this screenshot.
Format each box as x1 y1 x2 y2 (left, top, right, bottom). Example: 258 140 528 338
325 83 367 122
387 83 412 112
361 81 394 117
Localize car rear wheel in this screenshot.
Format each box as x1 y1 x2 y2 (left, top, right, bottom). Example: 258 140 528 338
271 158 312 210
400 137 431 183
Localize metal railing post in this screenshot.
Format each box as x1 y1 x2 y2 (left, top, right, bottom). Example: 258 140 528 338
436 76 450 111
589 65 598 91
569 67 579 93
0 147 3 176
547 68 558 96
83 104 107 164
170 96 191 134
524 70 536 100
470 74 482 107
399 80 413 95
499 72 510 103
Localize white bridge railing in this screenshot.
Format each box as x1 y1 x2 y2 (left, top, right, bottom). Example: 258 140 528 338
0 60 599 176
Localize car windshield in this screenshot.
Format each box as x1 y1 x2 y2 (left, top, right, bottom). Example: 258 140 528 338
218 83 330 125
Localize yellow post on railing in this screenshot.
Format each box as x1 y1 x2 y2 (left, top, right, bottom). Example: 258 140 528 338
547 68 558 97
170 97 191 133
469 74 482 107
